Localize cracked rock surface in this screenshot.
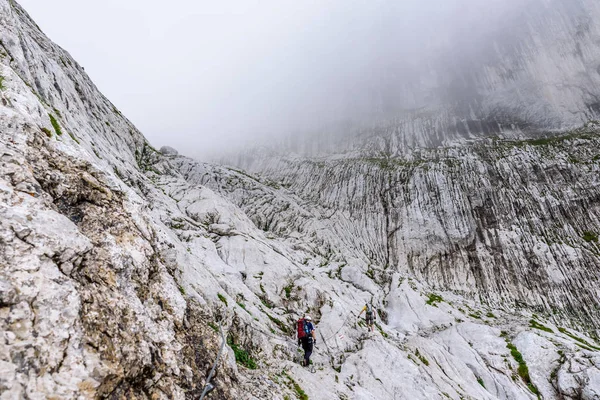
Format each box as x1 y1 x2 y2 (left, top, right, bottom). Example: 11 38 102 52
1 1 600 399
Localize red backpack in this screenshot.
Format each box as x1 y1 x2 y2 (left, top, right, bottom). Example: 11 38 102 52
297 318 307 339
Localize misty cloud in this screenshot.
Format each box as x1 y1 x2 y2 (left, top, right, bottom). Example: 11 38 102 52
19 0 599 157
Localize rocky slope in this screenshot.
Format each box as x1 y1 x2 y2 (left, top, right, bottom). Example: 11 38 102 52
227 125 600 331
1 1 600 400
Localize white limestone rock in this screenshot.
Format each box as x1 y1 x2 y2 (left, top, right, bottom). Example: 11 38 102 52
1 0 600 399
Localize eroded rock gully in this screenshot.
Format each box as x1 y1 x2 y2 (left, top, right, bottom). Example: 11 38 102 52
218 128 600 331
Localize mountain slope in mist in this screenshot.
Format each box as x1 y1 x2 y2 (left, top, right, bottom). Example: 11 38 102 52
222 0 600 158
1 1 600 400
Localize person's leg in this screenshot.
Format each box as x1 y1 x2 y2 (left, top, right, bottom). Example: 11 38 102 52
303 347 310 365
301 338 308 366
305 341 313 365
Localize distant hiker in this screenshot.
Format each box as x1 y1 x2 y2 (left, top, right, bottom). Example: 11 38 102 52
297 315 316 366
358 303 376 332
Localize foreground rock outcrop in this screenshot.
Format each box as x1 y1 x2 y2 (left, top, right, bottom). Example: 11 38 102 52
1 1 600 399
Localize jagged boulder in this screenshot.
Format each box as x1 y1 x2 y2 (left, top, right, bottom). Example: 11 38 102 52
160 145 179 156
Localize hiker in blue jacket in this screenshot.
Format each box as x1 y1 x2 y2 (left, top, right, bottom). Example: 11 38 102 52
297 315 316 366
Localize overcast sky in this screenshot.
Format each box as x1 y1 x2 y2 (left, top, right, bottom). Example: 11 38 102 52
19 0 538 158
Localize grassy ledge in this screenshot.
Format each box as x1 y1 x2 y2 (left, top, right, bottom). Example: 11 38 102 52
529 319 553 333
426 293 443 307
558 327 600 351
49 113 62 136
217 293 228 306
582 231 598 243
282 372 308 400
506 341 540 397
227 337 257 370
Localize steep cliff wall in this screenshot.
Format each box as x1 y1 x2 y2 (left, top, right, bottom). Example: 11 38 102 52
226 125 600 332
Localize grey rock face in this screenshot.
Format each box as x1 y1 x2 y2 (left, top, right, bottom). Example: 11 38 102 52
226 125 600 330
160 145 179 156
1 0 600 399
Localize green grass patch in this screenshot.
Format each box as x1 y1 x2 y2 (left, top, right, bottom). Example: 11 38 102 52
178 286 185 295
375 322 388 338
67 131 80 144
583 231 598 243
486 312 496 318
526 137 554 146
425 293 443 307
227 167 261 183
496 124 600 151
506 341 539 395
469 313 482 319
237 301 252 315
362 156 424 170
365 266 375 280
267 313 291 335
558 327 600 351
282 372 308 400
0 76 5 90
477 377 485 388
48 114 62 136
260 296 274 309
529 319 553 333
527 383 540 397
208 322 219 332
41 127 52 137
415 349 429 366
507 343 527 376
227 337 257 369
217 293 228 306
283 283 293 299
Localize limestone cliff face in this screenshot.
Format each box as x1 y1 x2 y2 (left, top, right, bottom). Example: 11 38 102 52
228 127 600 331
2 1 600 400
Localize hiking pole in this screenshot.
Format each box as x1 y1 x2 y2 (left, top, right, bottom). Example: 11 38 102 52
199 323 226 400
